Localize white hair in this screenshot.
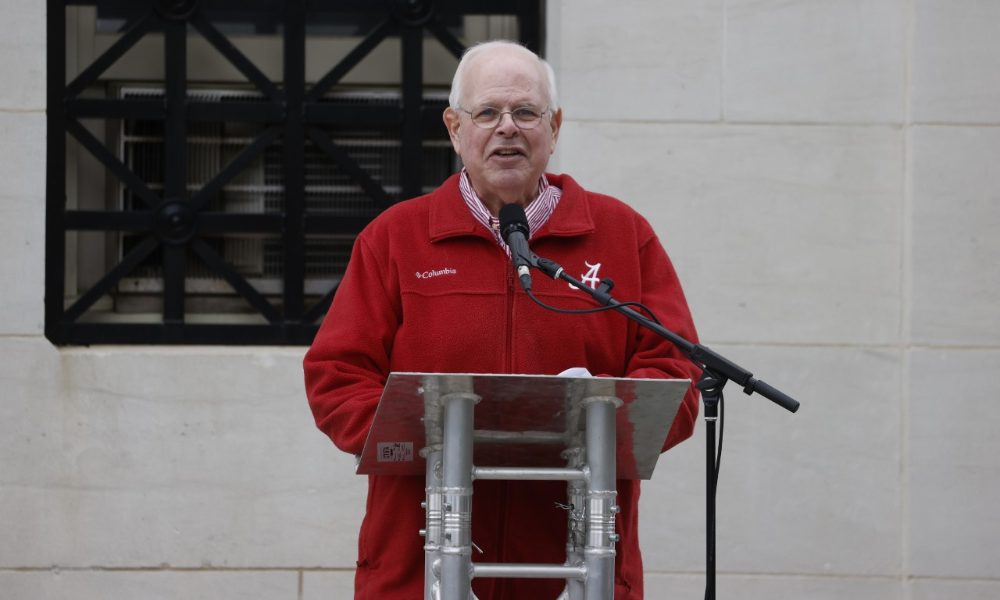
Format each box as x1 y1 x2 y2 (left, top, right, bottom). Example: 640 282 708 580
448 40 559 112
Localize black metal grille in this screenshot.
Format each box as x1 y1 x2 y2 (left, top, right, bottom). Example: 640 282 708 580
46 0 544 345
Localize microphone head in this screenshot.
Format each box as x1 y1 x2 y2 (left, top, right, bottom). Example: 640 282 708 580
498 203 530 244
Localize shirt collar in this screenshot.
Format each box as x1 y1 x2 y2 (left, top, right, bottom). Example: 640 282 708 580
458 169 562 248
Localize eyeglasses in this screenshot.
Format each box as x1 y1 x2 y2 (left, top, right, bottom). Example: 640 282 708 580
458 106 550 130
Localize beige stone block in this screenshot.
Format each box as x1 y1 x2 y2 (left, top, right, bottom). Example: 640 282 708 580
558 121 903 345
0 347 366 568
909 349 1000 578
910 127 1000 345
0 1 45 109
910 578 1000 600
0 570 298 600
549 0 723 122
726 0 906 123
644 573 901 599
0 111 46 335
641 345 901 576
0 193 45 336
912 0 1000 123
302 570 357 600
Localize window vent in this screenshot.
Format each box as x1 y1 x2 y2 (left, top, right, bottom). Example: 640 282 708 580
114 86 454 310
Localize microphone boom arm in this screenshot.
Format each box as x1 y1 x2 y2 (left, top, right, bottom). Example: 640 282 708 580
534 257 799 413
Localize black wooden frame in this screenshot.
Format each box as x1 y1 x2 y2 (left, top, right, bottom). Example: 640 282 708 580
46 0 543 345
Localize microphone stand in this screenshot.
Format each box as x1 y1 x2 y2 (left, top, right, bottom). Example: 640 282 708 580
531 256 800 600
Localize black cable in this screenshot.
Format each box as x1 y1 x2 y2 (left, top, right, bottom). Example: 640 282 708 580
525 288 663 325
715 394 724 487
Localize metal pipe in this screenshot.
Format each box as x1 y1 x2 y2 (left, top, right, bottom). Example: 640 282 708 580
583 396 620 600
472 429 567 444
473 466 586 481
423 446 443 600
439 391 479 600
473 563 586 580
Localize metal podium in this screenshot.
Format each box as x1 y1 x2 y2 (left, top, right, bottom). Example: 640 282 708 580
357 372 690 600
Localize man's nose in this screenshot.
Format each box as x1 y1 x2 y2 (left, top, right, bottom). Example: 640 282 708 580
494 111 519 134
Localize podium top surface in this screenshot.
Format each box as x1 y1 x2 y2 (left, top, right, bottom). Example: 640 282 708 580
357 372 690 480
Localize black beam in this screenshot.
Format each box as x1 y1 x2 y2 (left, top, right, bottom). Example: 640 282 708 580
303 214 376 235
66 98 166 120
65 210 153 231
199 213 284 234
187 101 284 123
162 16 187 324
45 0 68 343
517 0 544 54
400 17 423 200
303 104 401 126
52 323 322 346
282 0 306 321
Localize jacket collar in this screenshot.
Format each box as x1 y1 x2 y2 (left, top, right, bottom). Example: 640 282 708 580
428 173 596 243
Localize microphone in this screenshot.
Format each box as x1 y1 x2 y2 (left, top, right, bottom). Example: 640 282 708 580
498 203 535 292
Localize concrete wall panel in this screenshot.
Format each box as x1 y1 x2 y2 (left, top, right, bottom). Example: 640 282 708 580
909 349 1000 578
558 121 902 346
641 346 901 576
912 0 1000 123
645 573 901 600
302 571 357 600
0 570 298 600
551 0 723 122
0 345 364 569
726 0 906 123
910 127 1000 345
0 112 46 335
910 578 1000 600
0 3 45 110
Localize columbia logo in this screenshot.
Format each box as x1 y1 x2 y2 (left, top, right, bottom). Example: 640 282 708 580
415 268 457 279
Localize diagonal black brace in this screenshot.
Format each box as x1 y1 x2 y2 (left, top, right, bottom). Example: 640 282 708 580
425 14 466 59
64 11 156 100
304 17 396 103
63 236 160 323
190 125 282 212
302 282 340 324
307 127 394 209
191 239 281 323
189 13 284 103
66 118 161 210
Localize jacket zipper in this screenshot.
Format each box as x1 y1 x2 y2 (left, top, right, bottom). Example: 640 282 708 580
500 253 514 598
504 260 515 374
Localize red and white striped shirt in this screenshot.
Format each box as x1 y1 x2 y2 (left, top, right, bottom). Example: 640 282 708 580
458 169 562 255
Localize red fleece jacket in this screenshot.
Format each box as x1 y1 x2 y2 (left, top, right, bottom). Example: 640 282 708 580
304 173 701 599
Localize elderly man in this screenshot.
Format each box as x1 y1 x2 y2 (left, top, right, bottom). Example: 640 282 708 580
304 40 701 599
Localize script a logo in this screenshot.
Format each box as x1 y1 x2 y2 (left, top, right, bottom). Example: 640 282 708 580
572 261 602 290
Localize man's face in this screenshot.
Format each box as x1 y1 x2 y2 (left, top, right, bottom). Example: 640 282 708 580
443 49 562 211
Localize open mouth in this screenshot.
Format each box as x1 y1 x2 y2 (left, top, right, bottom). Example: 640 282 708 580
491 147 524 157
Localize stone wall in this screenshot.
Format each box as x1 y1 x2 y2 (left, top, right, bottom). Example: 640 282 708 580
2 1 998 598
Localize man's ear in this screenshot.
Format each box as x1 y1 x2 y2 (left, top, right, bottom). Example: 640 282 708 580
549 108 563 152
443 107 462 153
